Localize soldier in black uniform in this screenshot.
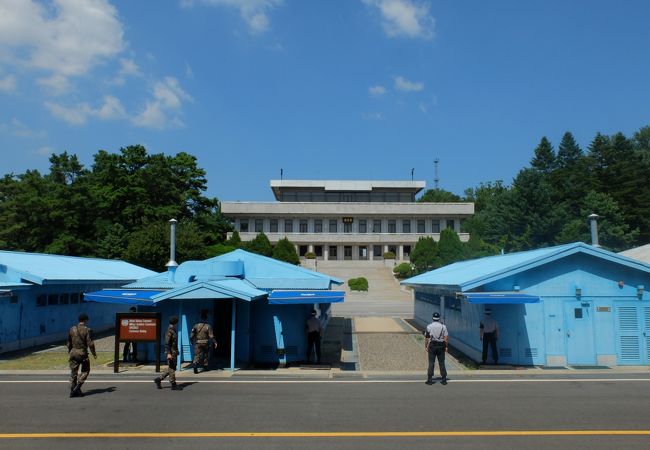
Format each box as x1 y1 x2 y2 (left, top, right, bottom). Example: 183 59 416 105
67 313 97 398
190 311 217 374
154 315 182 391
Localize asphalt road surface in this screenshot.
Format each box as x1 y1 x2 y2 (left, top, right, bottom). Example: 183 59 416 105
1 373 650 450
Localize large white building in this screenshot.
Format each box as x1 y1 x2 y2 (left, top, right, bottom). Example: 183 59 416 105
221 180 474 261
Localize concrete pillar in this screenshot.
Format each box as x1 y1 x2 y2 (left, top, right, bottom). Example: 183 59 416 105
398 245 404 261
383 245 389 255
324 246 329 261
308 244 314 253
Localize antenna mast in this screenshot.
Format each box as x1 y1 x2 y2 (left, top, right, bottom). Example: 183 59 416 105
434 158 439 189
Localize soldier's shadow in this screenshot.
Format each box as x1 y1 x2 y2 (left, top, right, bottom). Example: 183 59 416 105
176 382 197 390
84 387 117 396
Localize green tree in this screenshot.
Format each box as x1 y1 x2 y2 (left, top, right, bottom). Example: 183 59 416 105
244 232 273 257
226 230 242 247
410 236 439 273
272 237 300 265
123 220 209 271
556 191 638 251
438 228 465 266
418 189 462 203
530 137 556 174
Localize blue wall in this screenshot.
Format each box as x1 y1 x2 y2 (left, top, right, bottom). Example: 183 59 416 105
0 283 127 353
414 253 650 366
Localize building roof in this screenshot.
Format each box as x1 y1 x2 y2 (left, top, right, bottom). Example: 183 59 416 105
0 250 156 285
270 179 426 200
402 242 650 292
619 244 650 263
125 249 343 292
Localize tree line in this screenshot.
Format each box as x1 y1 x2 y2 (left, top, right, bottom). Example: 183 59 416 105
2 126 649 272
419 125 650 255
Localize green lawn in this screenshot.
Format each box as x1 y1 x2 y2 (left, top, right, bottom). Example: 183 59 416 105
0 351 115 370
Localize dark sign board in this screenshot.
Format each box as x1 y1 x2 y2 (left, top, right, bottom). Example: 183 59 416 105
114 312 161 373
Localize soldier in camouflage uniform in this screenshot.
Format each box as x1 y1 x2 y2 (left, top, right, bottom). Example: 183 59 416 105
154 315 182 391
190 311 217 374
67 313 97 398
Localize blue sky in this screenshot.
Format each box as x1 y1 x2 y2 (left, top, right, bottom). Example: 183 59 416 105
1 0 649 202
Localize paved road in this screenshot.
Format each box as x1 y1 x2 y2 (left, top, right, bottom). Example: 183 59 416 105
1 374 650 450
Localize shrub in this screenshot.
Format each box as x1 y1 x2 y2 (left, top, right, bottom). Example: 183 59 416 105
383 251 396 259
393 262 414 279
305 252 316 259
272 237 300 265
348 277 369 291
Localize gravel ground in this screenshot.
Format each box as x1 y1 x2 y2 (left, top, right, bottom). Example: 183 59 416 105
357 333 428 371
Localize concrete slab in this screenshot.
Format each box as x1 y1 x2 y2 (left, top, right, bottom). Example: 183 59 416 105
354 317 406 333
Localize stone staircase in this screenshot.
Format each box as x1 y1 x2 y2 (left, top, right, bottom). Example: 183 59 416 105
310 260 413 317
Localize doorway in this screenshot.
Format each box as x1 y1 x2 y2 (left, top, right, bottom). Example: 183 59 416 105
212 300 232 363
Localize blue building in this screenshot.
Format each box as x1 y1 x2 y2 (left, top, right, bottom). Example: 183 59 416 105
85 249 344 369
0 251 156 353
402 242 650 366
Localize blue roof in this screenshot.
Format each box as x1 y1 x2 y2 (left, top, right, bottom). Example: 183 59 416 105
0 250 156 285
402 242 650 291
207 249 343 290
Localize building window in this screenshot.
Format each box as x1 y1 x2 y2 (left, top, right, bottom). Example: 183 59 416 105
344 246 352 260
9 295 18 304
417 220 425 233
240 219 249 233
36 294 47 307
329 219 338 233
358 220 367 233
344 223 352 233
402 220 411 233
385 192 398 202
373 245 383 258
312 192 325 202
296 192 311 202
388 220 396 233
48 294 59 306
299 220 308 233
270 219 278 233
403 245 412 257
314 219 323 233
60 293 70 305
446 219 455 231
285 219 294 233
314 245 323 257
432 220 440 233
255 219 264 232
329 246 338 260
373 220 382 233
299 245 308 256
70 293 79 304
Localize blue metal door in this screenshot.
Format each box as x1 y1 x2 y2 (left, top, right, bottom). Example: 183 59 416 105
615 303 650 365
564 302 596 365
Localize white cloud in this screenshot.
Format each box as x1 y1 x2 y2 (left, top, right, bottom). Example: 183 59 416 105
0 118 45 138
132 77 192 129
363 0 435 39
394 75 423 92
45 95 126 125
182 0 283 34
109 58 143 86
418 101 427 113
0 74 16 92
361 112 385 121
36 145 54 156
369 85 387 97
0 0 125 94
185 62 194 79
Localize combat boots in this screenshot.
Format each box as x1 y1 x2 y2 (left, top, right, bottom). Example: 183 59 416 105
70 384 84 397
171 382 183 391
153 377 162 389
193 363 199 374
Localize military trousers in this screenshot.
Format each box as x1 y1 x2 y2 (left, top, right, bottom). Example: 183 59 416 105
482 332 498 363
160 353 178 383
69 350 90 389
193 343 210 366
306 331 321 363
427 345 447 381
